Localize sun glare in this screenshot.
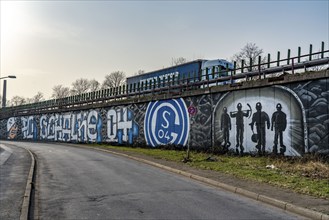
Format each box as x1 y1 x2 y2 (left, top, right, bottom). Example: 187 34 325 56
1 1 30 45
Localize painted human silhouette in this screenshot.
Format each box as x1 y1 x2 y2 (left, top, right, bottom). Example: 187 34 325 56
249 102 270 155
271 103 287 155
220 107 231 150
230 103 250 154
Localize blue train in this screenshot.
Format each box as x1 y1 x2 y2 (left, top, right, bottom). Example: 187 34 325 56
126 59 234 88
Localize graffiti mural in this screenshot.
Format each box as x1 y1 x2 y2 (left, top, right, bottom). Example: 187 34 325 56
1 108 140 144
292 79 329 154
144 98 189 147
39 111 102 142
213 86 305 156
0 78 328 156
21 116 38 140
185 95 213 150
7 117 18 139
107 107 139 144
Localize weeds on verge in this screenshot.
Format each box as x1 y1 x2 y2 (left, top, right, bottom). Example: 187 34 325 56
90 143 329 198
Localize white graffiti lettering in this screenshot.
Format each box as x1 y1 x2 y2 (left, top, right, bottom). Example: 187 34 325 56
21 116 36 139
107 109 117 142
87 110 98 142
39 111 101 142
107 107 138 144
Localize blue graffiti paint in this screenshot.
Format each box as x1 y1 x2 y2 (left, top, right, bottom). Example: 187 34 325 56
21 116 38 140
144 98 190 147
97 113 102 143
107 107 139 144
63 116 70 141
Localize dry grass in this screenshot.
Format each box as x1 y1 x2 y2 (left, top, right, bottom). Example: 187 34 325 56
91 144 329 198
274 159 329 180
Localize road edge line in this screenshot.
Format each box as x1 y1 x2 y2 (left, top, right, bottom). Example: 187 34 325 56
20 147 35 220
93 147 329 220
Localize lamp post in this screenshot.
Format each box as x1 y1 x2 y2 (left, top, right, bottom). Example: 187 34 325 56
0 75 17 108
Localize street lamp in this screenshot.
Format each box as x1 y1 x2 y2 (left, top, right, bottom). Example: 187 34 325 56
0 75 16 80
1 75 17 108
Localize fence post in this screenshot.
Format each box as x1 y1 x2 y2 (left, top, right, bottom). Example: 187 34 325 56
258 56 261 79
277 51 280 66
156 77 160 89
298 47 301 63
287 49 291 65
321 41 325 58
309 44 313 61
249 57 252 72
267 54 270 68
206 68 209 87
241 60 244 73
137 82 140 95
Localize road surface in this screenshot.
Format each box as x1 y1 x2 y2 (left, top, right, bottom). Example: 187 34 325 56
0 143 31 219
1 141 303 219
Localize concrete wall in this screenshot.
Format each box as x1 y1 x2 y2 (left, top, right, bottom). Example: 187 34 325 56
1 76 328 156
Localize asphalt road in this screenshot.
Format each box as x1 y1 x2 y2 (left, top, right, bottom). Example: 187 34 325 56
0 142 31 220
1 141 304 220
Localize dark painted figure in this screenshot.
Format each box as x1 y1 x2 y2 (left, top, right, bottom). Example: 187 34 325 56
230 103 250 154
271 103 287 155
250 102 270 155
221 107 231 150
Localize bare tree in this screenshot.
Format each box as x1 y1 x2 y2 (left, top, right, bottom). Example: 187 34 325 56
102 71 126 88
10 96 26 106
71 78 90 95
172 57 187 66
231 43 267 71
31 92 44 103
89 79 100 92
25 92 44 104
134 69 145 76
52 85 70 99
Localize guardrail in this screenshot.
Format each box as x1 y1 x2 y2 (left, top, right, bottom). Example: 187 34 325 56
1 42 328 119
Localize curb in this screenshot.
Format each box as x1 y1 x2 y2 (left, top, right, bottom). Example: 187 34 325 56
93 147 329 220
20 147 35 220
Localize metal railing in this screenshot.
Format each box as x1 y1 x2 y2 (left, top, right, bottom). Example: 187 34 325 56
1 42 328 118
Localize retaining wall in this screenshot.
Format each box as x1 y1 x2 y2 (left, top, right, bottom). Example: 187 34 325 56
1 71 328 156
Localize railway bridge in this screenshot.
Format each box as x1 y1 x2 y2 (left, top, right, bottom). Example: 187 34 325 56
1 46 329 157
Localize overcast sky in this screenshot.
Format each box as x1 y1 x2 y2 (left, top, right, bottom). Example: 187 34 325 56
1 0 328 100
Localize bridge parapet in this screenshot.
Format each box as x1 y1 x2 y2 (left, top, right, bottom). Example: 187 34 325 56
1 43 329 157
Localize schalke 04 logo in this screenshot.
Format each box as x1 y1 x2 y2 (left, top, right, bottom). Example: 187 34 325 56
144 98 190 147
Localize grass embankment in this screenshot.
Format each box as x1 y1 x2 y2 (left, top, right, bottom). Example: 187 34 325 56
92 145 329 199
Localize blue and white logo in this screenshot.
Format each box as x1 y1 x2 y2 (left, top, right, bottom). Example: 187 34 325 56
144 98 190 147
